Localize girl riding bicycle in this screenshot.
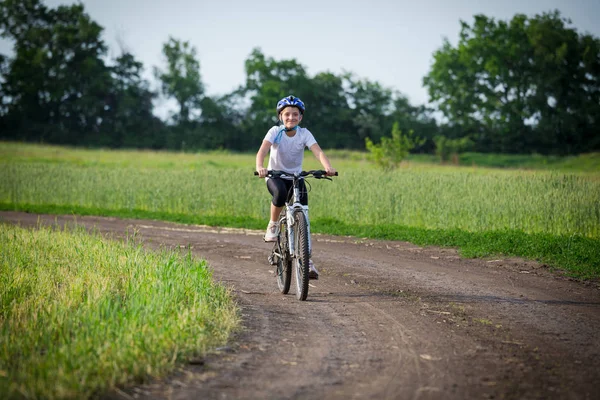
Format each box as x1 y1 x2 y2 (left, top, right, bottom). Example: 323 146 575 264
255 95 337 279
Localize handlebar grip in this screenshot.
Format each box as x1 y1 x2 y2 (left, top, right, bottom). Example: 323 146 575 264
254 171 259 176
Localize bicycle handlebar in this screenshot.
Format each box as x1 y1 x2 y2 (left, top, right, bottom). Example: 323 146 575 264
254 170 338 178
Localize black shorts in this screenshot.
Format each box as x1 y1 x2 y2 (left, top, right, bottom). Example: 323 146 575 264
266 177 308 207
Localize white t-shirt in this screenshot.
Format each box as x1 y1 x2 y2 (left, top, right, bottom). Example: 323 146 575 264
264 126 317 175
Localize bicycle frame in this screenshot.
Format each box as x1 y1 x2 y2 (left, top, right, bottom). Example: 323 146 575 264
283 174 312 259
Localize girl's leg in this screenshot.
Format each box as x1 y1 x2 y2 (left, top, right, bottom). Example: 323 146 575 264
270 203 283 222
266 178 291 214
264 178 290 241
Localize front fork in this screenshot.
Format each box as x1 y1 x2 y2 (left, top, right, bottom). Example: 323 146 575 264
287 205 311 258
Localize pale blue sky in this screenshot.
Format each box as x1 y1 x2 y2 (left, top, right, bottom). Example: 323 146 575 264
1 0 599 111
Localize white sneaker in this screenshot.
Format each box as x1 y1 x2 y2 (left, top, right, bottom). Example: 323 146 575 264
308 260 319 280
264 221 279 242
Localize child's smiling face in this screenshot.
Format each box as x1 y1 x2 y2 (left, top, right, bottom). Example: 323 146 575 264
280 107 303 129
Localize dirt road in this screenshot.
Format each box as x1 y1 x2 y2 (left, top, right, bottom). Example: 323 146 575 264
2 211 599 400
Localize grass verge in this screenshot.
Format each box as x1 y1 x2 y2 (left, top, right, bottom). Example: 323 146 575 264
0 222 239 399
2 202 598 280
315 218 600 280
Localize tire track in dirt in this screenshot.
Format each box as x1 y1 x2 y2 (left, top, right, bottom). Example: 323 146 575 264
2 212 599 400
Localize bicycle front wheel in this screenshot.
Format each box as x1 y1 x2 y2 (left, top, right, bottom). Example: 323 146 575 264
293 210 310 301
276 219 291 294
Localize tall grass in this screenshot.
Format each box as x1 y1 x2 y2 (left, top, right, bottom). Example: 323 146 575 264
325 168 600 237
1 141 599 278
0 223 239 399
458 151 600 172
1 162 598 238
0 141 253 169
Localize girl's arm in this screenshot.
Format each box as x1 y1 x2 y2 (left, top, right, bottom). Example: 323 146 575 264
310 143 336 176
256 140 272 178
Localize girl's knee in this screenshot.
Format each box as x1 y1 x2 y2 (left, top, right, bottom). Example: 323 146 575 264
272 199 285 207
272 193 287 207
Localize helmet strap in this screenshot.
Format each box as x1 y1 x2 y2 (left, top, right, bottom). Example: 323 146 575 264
274 124 298 144
278 118 299 132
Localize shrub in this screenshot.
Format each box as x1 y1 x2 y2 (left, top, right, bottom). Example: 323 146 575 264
365 122 424 170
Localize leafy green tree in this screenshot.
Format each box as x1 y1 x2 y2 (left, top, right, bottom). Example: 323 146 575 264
242 48 311 134
237 48 436 152
105 53 165 148
365 122 424 170
424 14 535 153
526 11 600 154
0 0 168 148
423 10 600 155
0 0 112 144
299 71 353 149
154 37 204 125
345 73 393 148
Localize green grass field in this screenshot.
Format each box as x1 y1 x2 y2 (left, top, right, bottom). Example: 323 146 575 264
1 141 599 279
0 223 238 399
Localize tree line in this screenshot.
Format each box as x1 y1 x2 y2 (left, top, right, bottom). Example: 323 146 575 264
1 0 598 155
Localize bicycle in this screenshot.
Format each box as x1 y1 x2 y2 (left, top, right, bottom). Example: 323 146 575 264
254 170 337 301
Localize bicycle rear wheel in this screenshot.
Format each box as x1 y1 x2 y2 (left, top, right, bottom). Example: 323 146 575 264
293 210 310 301
276 218 291 294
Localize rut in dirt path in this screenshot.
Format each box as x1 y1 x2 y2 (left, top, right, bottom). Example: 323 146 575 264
2 211 600 400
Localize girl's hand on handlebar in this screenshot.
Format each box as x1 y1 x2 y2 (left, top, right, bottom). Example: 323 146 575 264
326 168 337 177
256 167 268 178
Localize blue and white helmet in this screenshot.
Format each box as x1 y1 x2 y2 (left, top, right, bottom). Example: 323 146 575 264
276 95 305 115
